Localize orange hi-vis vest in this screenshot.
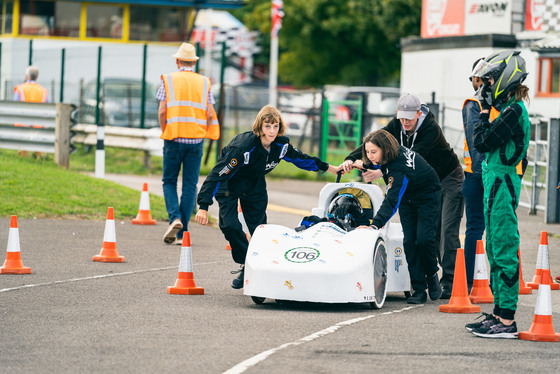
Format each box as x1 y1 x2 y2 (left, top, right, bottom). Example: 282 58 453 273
463 97 522 175
14 82 48 102
160 71 220 141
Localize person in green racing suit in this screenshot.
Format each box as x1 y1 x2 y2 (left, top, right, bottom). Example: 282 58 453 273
467 50 530 339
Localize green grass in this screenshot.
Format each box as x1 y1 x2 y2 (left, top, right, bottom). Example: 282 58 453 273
0 149 167 220
0 142 366 220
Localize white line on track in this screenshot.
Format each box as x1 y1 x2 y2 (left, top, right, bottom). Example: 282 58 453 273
0 260 227 293
223 305 422 374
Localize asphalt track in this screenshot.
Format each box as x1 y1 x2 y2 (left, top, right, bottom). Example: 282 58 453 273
1 174 560 373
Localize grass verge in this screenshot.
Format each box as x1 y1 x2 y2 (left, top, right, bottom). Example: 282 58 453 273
0 149 167 220
1 143 363 220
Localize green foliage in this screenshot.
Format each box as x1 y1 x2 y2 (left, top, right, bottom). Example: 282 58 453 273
232 0 422 87
0 149 168 220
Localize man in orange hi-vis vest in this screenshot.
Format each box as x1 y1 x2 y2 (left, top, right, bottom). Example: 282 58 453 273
157 42 220 245
14 66 49 103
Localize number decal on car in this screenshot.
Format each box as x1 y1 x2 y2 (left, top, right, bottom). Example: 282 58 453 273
284 247 320 263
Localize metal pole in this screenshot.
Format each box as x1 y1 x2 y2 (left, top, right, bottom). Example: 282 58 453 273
204 9 212 77
140 44 147 129
530 119 541 215
95 46 102 124
217 40 226 159
195 43 200 73
95 46 104 179
28 39 33 66
268 34 278 107
546 118 560 223
59 48 65 103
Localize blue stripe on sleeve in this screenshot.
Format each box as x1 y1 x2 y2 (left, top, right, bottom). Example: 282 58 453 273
392 175 408 217
282 156 319 171
212 181 222 198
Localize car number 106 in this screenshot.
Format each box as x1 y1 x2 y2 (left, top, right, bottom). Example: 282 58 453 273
284 247 320 263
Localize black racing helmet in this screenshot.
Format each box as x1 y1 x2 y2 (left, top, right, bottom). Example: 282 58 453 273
327 193 363 229
478 50 528 105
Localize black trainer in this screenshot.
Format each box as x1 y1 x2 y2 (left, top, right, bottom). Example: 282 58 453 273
231 265 245 289
407 290 427 304
472 320 518 339
465 312 498 332
440 285 452 299
427 273 442 300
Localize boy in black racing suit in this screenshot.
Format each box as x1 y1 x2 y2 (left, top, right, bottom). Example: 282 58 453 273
196 105 340 288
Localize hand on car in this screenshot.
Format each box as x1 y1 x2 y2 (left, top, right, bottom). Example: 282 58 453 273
362 169 382 183
327 164 343 175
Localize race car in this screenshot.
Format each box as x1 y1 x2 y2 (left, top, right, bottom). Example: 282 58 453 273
243 181 411 309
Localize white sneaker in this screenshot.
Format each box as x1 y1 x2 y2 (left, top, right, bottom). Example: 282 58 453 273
163 219 182 244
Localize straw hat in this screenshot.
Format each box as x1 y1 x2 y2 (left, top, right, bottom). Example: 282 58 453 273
172 43 199 62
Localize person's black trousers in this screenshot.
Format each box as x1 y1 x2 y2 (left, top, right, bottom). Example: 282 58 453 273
399 189 442 292
215 178 268 265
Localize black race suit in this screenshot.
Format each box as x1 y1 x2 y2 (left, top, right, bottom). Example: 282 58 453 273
197 131 329 264
368 146 442 293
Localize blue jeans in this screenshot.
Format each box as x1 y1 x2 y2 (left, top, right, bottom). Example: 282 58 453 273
162 140 204 239
462 171 485 286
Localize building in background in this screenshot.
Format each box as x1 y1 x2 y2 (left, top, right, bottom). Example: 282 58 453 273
401 0 560 152
0 0 255 106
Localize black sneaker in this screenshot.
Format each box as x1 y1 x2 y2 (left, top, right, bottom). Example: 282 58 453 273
427 273 442 300
440 285 452 300
231 265 245 289
465 312 498 332
472 320 518 339
407 290 427 304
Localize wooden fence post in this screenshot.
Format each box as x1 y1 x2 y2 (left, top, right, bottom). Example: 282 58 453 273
55 103 73 169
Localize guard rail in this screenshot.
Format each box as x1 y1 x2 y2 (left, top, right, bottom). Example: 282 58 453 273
72 124 163 168
0 101 74 168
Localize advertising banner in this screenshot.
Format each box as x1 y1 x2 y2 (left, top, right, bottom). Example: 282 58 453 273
525 0 545 31
464 0 512 35
421 0 465 38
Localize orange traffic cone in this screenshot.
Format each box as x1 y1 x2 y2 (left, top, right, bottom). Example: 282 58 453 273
167 232 204 295
518 247 532 295
1 216 32 274
469 241 493 303
519 269 560 342
440 248 481 313
226 204 250 250
132 183 156 225
93 207 125 263
527 232 559 290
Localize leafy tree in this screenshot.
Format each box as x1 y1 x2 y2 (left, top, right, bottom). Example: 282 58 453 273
231 0 421 87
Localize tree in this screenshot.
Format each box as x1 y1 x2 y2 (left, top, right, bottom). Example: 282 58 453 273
231 0 422 87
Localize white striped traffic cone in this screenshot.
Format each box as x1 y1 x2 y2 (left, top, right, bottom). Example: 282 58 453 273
469 240 493 303
226 203 250 250
519 269 560 342
518 247 532 294
1 216 32 274
132 183 156 225
527 232 559 290
168 232 204 295
93 207 125 263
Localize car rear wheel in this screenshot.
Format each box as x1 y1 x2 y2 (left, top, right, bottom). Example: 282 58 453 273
370 239 388 309
251 296 266 304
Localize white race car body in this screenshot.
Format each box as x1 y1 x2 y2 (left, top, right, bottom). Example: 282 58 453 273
244 182 411 308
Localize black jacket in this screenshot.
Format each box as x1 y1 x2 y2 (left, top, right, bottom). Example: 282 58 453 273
346 107 460 181
197 131 329 210
368 147 441 229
